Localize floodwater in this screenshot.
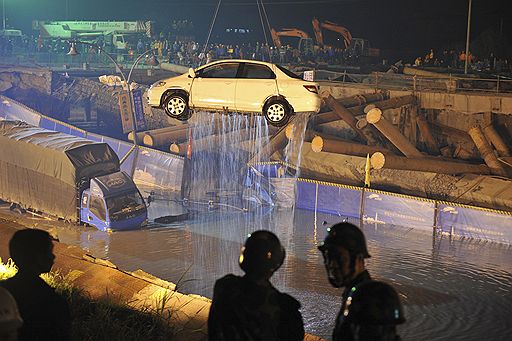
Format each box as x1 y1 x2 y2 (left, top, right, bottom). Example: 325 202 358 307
61 111 511 340
53 206 512 341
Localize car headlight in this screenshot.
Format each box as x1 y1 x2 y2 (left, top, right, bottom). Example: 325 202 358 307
151 81 166 88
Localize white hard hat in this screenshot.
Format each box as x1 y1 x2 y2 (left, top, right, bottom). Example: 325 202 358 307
0 287 23 331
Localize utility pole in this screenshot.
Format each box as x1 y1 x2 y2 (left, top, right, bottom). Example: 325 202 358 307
2 0 6 30
464 0 472 74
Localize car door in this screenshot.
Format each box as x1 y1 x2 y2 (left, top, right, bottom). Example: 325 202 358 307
235 63 278 112
190 62 239 111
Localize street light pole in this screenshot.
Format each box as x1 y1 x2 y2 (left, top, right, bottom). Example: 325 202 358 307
464 0 472 74
2 0 6 31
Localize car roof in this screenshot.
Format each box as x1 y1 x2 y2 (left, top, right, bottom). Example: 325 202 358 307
197 59 276 70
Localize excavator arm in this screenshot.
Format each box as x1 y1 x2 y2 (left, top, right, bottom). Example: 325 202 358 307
312 18 324 46
312 18 352 48
271 28 310 49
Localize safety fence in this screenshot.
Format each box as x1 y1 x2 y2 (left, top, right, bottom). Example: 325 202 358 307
252 162 512 245
0 95 184 195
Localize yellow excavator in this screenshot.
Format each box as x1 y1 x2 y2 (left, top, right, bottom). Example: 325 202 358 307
270 28 314 53
312 17 352 48
312 17 379 58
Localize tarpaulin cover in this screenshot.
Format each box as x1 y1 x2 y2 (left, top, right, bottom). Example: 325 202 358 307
39 117 86 138
296 181 317 211
437 204 512 244
133 147 184 193
0 95 41 126
252 163 280 177
363 191 435 231
296 181 362 218
0 120 119 221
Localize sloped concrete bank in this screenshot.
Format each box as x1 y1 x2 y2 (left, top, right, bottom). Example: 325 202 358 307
0 216 324 341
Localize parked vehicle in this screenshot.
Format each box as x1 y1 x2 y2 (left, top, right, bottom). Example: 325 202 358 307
147 59 321 126
32 20 152 51
0 120 147 231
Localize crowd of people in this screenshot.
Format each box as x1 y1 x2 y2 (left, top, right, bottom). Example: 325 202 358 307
1 223 405 341
2 27 512 74
149 38 363 67
413 47 510 72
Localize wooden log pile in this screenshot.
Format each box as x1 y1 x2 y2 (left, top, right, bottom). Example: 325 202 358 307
255 90 508 179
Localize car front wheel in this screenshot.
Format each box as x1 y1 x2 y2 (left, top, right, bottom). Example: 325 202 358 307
163 93 190 121
263 99 290 127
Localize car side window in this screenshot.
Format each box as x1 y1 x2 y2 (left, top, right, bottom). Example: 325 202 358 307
241 64 276 79
198 63 239 78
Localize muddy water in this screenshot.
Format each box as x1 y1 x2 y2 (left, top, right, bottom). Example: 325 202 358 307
54 207 512 341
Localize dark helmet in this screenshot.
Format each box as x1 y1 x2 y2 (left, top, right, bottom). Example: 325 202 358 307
239 230 285 277
343 281 405 325
318 222 371 258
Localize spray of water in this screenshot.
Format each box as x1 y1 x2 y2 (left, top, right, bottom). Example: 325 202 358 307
185 111 271 208
283 113 311 176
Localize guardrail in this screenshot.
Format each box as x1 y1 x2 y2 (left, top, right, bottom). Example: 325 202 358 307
2 52 512 94
0 51 159 71
311 69 512 94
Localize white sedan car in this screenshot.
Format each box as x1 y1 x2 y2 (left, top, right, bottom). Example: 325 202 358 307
147 59 321 126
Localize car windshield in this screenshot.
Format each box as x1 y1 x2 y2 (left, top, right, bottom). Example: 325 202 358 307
276 64 302 79
107 192 145 221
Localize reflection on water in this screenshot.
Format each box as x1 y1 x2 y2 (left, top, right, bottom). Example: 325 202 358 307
64 207 512 341
56 113 512 340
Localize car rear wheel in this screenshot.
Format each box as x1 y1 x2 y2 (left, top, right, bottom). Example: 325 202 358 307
263 99 290 127
163 93 190 121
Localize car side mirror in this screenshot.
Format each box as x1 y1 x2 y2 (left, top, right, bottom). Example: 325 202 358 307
188 68 196 78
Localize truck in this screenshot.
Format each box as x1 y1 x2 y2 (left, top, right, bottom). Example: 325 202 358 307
32 20 153 51
0 120 147 231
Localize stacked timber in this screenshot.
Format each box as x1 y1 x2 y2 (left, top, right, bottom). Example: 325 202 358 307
250 93 393 163
303 92 502 177
370 152 490 175
142 125 190 147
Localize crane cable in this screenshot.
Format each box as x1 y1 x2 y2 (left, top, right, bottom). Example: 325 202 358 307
260 0 273 44
256 0 271 61
202 0 222 64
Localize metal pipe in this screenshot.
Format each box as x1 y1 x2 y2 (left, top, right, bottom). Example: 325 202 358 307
366 108 423 157
464 0 473 74
370 152 490 175
467 125 507 176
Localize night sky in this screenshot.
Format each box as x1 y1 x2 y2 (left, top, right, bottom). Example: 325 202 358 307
4 0 510 57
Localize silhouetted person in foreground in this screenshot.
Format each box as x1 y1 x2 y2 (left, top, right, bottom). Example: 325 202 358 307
0 229 70 341
0 287 23 341
318 222 372 341
341 281 405 341
208 230 304 341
